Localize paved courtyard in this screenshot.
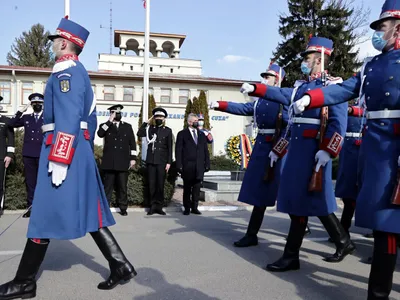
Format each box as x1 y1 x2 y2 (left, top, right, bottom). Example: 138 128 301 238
0 209 399 300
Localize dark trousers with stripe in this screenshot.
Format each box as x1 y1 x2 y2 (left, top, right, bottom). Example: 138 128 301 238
368 231 398 300
23 156 40 207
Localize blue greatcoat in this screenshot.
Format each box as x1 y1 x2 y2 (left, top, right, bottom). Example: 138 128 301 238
304 49 400 234
249 78 347 216
8 112 43 157
335 110 363 200
27 58 115 240
216 98 288 207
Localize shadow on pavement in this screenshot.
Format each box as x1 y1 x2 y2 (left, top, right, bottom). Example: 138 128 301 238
132 267 221 300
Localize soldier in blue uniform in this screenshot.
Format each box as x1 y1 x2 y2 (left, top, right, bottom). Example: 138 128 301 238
0 17 137 300
292 2 400 298
240 37 355 271
197 114 213 144
330 103 364 240
8 93 44 218
210 63 290 247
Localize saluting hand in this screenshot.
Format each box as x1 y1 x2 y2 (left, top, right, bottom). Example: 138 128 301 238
4 156 11 169
20 104 30 113
109 111 116 122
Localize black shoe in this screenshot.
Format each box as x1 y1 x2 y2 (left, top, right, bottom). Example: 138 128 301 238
266 257 300 272
183 209 190 215
155 209 166 215
324 241 356 263
90 227 137 290
119 210 128 216
22 210 31 218
147 209 154 216
191 208 202 215
0 238 49 300
364 232 374 238
234 235 258 247
361 256 373 265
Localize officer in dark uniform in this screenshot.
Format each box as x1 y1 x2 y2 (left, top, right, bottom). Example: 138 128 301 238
97 104 137 216
137 107 172 215
9 93 44 218
0 95 15 215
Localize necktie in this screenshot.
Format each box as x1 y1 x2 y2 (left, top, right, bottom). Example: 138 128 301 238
193 129 198 145
35 114 38 122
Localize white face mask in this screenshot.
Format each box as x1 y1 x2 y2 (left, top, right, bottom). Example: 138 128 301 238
198 121 204 126
261 78 269 85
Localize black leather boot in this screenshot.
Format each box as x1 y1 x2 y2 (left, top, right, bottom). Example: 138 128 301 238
234 206 266 247
319 213 355 263
266 215 307 272
367 231 398 300
90 227 137 290
0 238 49 299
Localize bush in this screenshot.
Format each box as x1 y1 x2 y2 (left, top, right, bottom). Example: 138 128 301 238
210 155 239 171
4 130 178 210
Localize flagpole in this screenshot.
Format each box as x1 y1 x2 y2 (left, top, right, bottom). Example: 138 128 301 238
65 0 70 17
141 0 150 161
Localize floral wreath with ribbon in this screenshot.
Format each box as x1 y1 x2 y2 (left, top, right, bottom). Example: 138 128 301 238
225 134 255 169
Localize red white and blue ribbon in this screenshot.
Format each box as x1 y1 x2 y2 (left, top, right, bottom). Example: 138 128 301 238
239 134 253 169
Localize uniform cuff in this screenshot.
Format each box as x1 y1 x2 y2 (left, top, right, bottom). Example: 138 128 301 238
320 132 343 157
217 101 228 111
349 106 364 116
249 83 267 98
7 147 15 153
272 137 289 158
48 131 76 165
305 89 325 109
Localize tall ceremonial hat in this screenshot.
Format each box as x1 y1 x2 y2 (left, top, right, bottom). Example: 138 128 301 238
28 93 44 103
260 63 286 81
107 104 124 112
370 0 400 30
48 16 90 49
152 107 168 118
301 36 334 57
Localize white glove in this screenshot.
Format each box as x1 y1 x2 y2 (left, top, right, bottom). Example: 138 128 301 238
269 151 279 168
315 150 331 172
209 101 219 109
19 104 30 113
240 83 255 94
293 95 311 114
48 161 68 186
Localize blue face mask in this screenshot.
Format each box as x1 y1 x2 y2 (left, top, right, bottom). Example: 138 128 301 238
301 62 312 75
372 31 388 51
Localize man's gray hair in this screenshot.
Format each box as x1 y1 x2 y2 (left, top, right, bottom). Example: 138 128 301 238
187 113 198 121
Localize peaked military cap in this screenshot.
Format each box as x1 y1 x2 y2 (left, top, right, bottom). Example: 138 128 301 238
301 36 334 57
108 104 124 112
28 93 44 103
371 0 400 30
48 16 90 49
260 63 286 81
152 107 168 118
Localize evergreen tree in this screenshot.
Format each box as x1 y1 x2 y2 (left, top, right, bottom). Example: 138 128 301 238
183 98 193 129
197 90 211 130
272 0 370 87
7 24 54 68
137 94 157 149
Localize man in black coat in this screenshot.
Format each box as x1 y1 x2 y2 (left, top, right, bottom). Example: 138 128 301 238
137 107 172 215
0 96 14 216
97 104 137 216
176 113 210 215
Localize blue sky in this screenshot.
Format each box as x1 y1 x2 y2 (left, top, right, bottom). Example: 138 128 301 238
0 0 382 80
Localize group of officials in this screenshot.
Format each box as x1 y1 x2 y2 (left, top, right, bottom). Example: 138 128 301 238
0 1 398 299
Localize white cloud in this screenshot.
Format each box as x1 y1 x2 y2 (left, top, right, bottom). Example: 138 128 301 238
217 55 256 64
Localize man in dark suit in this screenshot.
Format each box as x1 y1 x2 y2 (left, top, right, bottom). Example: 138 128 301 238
137 107 172 216
8 93 44 218
176 113 210 215
97 104 137 216
0 96 14 216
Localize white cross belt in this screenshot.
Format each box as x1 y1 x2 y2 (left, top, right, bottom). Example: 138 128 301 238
42 121 88 133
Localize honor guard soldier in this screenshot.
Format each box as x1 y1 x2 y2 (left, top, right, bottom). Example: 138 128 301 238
240 37 355 271
210 63 290 247
8 93 44 218
0 17 137 299
330 101 364 241
0 95 15 216
197 114 213 144
97 104 137 216
292 1 400 298
137 107 173 215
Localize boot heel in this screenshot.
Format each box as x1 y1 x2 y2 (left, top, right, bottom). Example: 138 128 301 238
22 291 36 299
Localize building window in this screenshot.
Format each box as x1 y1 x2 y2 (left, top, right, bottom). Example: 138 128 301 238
21 82 33 104
123 87 134 102
170 68 173 73
104 86 115 101
130 66 133 71
179 89 189 104
160 89 171 103
150 67 153 72
0 82 11 104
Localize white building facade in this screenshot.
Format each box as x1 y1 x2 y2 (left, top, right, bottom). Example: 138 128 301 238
0 30 255 156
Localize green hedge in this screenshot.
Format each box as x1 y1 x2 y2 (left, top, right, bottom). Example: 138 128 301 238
4 130 178 210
